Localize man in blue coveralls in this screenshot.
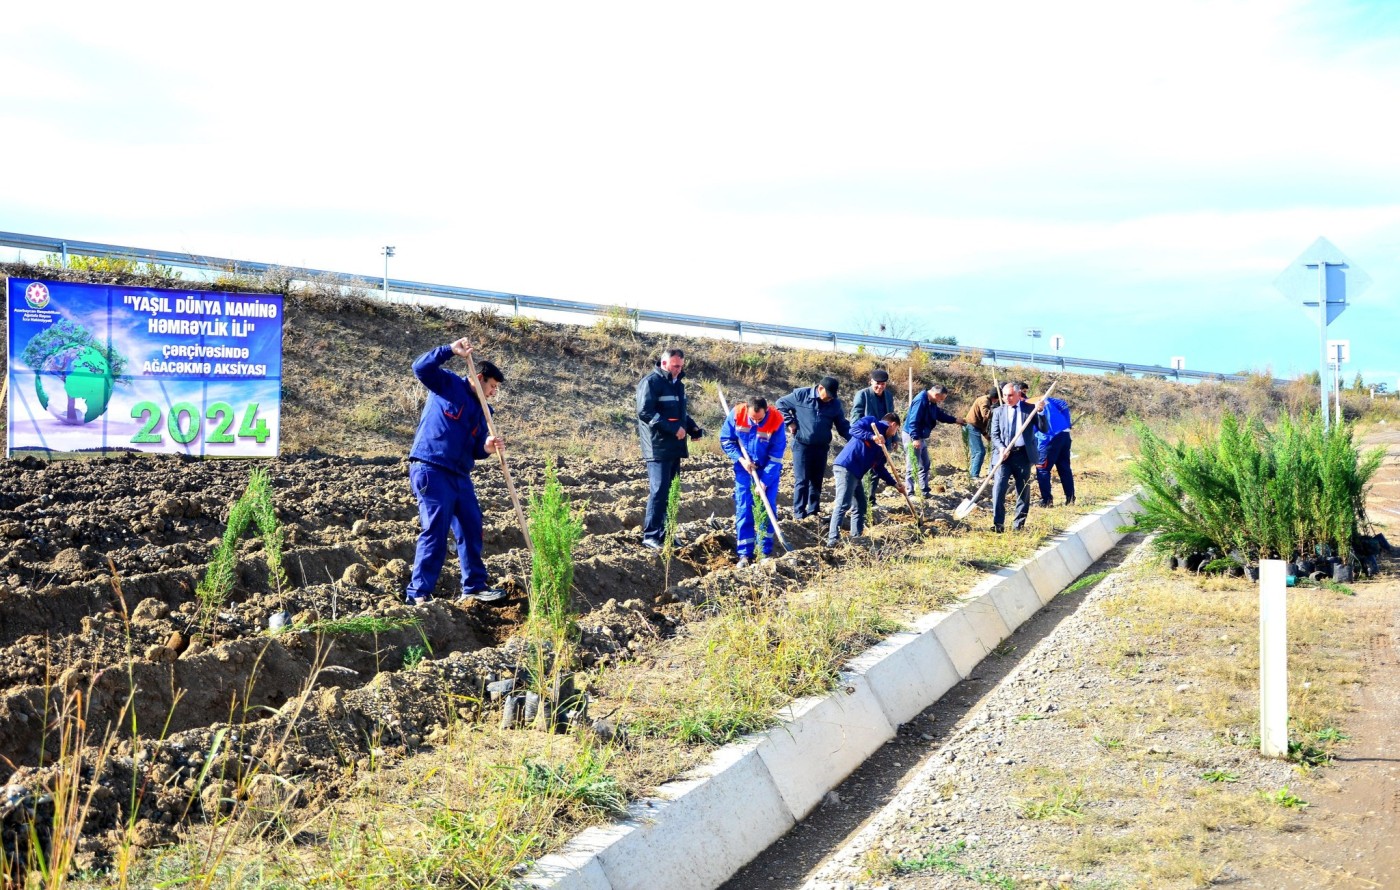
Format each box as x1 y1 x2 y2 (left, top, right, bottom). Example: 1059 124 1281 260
1034 394 1075 507
720 397 787 567
404 337 508 606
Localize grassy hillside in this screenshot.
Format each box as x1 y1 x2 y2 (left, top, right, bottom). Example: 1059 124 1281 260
0 262 1358 459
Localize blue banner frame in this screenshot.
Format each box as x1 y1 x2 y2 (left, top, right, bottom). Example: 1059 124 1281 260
5 278 284 458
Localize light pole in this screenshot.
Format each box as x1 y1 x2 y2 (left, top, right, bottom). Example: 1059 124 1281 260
1026 328 1042 366
381 246 396 302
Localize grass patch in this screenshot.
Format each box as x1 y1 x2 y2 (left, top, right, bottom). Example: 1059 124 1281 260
1063 570 1110 594
871 840 1018 887
296 615 422 635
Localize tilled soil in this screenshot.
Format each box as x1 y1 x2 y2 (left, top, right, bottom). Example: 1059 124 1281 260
0 446 962 867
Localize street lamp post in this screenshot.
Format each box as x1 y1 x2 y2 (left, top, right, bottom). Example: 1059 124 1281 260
381 246 396 302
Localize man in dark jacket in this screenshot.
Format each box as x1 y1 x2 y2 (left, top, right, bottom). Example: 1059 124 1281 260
636 347 705 550
849 369 896 510
902 384 967 498
827 414 905 546
405 337 507 606
777 377 851 519
989 382 1049 532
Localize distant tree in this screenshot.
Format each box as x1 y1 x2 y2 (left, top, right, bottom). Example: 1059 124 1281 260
1352 372 1366 391
853 311 957 355
1376 382 1390 395
1301 370 1322 387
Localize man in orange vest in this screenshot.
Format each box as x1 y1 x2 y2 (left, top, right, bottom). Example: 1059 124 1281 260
720 397 788 567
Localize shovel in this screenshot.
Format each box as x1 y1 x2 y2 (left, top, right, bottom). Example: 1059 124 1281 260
716 384 790 553
460 343 533 555
954 380 1057 521
872 422 920 529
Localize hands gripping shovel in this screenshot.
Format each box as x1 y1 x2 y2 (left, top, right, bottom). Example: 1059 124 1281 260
871 422 922 531
953 380 1057 521
457 340 533 555
715 384 789 553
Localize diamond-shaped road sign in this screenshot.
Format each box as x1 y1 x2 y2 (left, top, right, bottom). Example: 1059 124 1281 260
1274 236 1371 324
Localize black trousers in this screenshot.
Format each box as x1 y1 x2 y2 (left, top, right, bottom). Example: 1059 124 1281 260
791 440 829 518
991 447 1032 529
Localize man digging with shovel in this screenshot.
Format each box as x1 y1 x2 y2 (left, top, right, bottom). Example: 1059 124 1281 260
827 413 907 548
404 337 510 606
719 395 788 567
983 382 1049 532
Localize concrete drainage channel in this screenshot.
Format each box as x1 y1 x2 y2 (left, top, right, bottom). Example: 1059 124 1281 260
524 493 1144 890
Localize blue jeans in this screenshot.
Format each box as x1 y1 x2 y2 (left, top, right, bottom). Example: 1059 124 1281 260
406 461 486 600
828 466 867 544
643 457 683 544
967 426 988 480
1036 432 1075 504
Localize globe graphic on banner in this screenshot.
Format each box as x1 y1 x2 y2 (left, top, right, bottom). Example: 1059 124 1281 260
34 346 116 425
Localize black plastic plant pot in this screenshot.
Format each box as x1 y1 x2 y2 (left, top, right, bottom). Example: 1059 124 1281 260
1297 559 1316 575
1310 570 1330 582
1333 564 1354 583
1243 565 1259 582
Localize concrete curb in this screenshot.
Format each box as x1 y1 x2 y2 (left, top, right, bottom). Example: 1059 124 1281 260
524 492 1143 890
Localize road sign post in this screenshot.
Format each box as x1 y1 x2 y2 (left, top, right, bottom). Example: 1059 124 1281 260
1274 238 1370 431
1026 328 1042 366
1328 340 1350 427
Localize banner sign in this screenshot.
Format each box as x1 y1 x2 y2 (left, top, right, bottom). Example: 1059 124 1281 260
5 278 283 458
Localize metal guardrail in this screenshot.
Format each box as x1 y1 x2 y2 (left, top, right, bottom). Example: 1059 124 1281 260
1 230 1281 384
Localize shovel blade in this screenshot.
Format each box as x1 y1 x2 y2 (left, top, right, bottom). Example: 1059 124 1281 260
953 498 977 521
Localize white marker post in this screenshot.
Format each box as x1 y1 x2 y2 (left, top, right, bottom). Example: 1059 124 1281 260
1259 559 1288 758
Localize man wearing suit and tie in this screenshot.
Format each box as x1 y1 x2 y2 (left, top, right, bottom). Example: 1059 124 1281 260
988 382 1049 532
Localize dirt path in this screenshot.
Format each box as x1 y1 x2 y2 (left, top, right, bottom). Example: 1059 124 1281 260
1249 430 1400 889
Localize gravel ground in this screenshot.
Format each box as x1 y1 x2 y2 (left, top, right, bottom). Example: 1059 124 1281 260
797 539 1315 890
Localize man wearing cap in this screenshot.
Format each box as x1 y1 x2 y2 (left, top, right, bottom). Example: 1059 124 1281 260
404 337 508 606
964 386 1001 482
637 347 706 551
902 383 967 499
777 377 851 519
849 369 896 512
989 382 1049 532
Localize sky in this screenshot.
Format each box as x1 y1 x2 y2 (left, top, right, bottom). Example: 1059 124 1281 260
4 0 1400 387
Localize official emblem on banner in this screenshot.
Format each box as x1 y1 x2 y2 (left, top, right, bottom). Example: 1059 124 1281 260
24 281 51 309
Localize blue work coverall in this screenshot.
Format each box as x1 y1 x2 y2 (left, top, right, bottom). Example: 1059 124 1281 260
405 345 493 601
720 405 788 558
1034 397 1075 505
